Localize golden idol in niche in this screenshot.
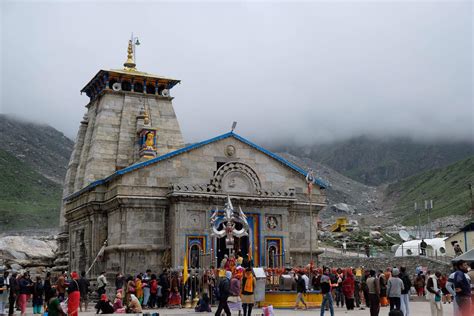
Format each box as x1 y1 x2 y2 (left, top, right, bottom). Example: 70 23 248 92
145 132 156 150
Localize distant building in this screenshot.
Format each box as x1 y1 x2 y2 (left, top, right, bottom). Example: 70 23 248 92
57 41 328 277
445 222 474 257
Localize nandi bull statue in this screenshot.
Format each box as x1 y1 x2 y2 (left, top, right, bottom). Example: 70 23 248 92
210 196 249 251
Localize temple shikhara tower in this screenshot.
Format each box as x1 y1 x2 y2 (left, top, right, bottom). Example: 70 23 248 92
59 41 327 277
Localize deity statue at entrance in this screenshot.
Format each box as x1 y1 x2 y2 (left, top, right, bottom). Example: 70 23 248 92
210 196 249 253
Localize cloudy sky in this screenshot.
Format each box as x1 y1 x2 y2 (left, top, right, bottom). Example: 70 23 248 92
1 0 472 145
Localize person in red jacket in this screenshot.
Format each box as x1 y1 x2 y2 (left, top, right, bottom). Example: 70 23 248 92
342 270 356 310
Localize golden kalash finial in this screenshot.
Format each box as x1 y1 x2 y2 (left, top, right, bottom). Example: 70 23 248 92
123 40 137 71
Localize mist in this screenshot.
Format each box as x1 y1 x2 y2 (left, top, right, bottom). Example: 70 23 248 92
1 1 472 145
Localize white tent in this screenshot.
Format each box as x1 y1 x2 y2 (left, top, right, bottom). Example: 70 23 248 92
395 238 447 257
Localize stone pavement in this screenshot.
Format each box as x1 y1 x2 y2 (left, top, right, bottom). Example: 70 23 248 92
25 301 455 315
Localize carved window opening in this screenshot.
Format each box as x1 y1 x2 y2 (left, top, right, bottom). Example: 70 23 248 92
157 85 165 95
109 79 117 89
121 80 132 91
134 82 144 93
146 84 156 94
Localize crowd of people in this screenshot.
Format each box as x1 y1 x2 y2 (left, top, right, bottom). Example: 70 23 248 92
0 260 254 316
0 257 473 316
288 259 473 316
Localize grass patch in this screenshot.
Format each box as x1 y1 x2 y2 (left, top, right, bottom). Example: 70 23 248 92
0 149 61 231
386 156 474 225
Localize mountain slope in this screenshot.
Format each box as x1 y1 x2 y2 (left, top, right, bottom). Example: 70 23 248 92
0 114 74 184
0 148 62 230
278 153 380 219
0 114 73 232
271 136 474 186
384 156 474 225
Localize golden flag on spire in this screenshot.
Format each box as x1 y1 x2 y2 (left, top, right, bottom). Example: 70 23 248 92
182 254 189 285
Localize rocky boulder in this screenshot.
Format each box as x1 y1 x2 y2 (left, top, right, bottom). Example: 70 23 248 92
329 203 356 215
0 236 58 271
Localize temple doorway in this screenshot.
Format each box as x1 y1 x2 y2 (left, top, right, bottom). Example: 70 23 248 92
216 221 249 267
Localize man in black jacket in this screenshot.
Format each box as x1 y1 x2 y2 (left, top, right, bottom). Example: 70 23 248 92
294 272 308 310
78 271 90 312
399 267 412 316
215 271 231 316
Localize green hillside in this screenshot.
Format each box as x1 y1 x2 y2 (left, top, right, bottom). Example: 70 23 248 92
271 136 474 186
0 149 61 230
385 156 474 225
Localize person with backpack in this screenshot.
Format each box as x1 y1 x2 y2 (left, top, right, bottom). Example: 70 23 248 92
399 266 412 316
32 276 44 315
214 271 231 316
342 270 355 310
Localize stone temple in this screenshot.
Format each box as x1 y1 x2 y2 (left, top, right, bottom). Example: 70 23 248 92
58 41 327 277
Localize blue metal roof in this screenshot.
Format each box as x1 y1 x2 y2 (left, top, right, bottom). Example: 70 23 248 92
65 131 327 201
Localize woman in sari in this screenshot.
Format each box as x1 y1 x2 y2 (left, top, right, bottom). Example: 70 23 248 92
168 272 181 308
135 275 143 305
67 271 81 316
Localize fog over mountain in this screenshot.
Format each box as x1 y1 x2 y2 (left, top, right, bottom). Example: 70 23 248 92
1 1 472 145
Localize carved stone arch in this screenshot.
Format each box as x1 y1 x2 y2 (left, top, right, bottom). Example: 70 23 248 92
210 162 261 195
